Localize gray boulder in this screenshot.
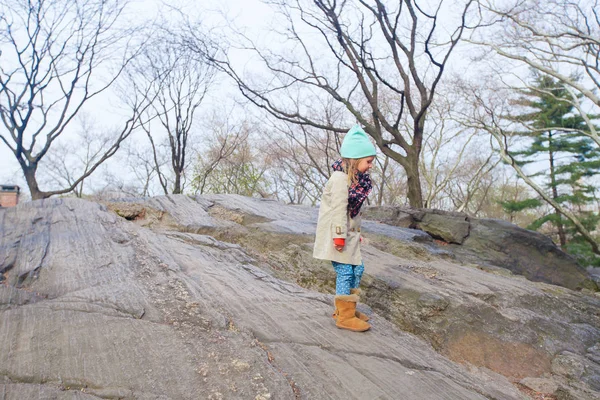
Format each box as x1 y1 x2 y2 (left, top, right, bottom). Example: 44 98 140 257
454 218 594 291
417 211 470 244
365 206 596 291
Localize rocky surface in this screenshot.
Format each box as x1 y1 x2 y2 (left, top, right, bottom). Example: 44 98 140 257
365 206 596 291
1 194 599 399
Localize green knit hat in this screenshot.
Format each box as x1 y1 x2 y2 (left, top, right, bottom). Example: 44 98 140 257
340 125 377 159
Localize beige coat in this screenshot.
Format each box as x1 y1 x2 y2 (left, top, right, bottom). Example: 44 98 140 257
313 171 363 265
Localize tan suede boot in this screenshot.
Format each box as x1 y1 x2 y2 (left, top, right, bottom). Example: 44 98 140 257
334 294 371 332
332 288 369 321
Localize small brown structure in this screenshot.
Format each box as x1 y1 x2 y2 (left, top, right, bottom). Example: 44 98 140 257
0 184 20 208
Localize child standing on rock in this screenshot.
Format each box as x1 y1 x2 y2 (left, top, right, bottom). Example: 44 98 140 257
313 125 376 332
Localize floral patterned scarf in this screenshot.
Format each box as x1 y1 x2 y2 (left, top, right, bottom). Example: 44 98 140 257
331 159 372 218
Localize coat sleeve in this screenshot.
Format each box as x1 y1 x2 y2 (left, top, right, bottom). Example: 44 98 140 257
329 173 348 239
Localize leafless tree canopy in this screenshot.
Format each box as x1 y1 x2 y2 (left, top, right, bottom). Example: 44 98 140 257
42 114 115 197
265 122 340 205
132 34 216 195
0 0 151 199
474 0 599 107
419 88 500 212
188 0 479 207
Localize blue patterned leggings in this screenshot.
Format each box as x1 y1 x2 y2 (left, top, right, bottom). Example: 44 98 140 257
332 261 364 295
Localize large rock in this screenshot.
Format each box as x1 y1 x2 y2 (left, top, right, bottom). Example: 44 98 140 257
416 211 470 244
365 206 595 291
0 197 528 400
202 196 600 399
454 218 594 291
3 194 600 399
364 207 470 245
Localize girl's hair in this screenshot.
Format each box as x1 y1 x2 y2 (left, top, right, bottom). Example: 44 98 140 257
341 158 361 185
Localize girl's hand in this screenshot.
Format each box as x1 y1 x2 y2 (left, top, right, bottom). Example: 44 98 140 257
333 237 345 252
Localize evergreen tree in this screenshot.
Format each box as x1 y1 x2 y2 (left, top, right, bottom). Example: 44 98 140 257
501 73 600 249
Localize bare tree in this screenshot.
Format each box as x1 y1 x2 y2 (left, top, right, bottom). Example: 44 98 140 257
191 115 249 195
371 156 408 206
119 139 167 197
472 0 600 137
264 119 342 204
42 114 114 197
419 86 501 211
264 120 408 206
0 0 151 199
481 173 539 224
93 167 148 199
372 155 390 206
198 139 270 197
135 35 215 194
185 0 478 207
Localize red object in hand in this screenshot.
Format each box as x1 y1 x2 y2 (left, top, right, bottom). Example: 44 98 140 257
333 238 345 246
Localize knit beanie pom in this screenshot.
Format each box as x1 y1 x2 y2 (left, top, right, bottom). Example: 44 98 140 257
340 125 377 159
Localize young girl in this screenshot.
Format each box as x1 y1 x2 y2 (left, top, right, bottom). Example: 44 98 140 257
313 125 376 332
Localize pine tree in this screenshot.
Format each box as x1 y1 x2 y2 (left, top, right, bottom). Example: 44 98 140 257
501 73 600 249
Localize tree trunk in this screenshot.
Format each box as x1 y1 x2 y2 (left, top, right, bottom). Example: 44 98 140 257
548 131 567 247
554 210 566 246
405 151 424 208
383 146 424 208
173 171 182 194
376 156 389 206
22 163 46 200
